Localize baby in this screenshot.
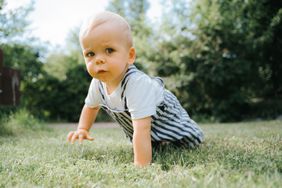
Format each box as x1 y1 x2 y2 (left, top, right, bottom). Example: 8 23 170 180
67 11 204 167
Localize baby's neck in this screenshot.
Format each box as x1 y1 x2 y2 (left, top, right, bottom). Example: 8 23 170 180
105 84 118 95
105 69 128 95
104 64 131 95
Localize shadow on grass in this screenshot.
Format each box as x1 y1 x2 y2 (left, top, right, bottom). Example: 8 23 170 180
152 144 203 171
151 140 282 173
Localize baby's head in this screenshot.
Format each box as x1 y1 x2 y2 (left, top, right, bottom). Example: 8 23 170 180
79 11 136 86
79 11 133 50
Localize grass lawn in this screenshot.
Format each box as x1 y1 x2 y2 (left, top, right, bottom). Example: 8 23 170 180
0 120 281 187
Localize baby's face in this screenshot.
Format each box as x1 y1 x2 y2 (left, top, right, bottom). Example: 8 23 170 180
80 21 135 88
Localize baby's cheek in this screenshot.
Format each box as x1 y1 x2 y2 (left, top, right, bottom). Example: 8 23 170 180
86 65 95 77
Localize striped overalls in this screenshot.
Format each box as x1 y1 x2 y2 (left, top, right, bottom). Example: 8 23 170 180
98 66 204 148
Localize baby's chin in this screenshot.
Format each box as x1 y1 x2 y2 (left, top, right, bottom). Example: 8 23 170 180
93 75 109 83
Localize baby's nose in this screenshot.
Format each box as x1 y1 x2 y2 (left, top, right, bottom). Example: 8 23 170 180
95 56 105 65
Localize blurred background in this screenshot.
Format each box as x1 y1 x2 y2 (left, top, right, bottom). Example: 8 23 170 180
0 0 281 123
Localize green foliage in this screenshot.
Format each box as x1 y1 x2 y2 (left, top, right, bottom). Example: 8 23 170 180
43 27 84 80
24 65 91 122
0 109 48 136
54 65 91 122
150 0 282 121
1 43 51 120
0 113 11 136
6 109 45 131
1 44 44 82
0 106 16 120
0 121 281 187
0 0 34 43
43 52 70 81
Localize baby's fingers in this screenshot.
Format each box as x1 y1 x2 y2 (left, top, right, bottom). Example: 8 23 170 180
67 131 75 143
79 134 84 144
71 132 79 144
86 134 95 141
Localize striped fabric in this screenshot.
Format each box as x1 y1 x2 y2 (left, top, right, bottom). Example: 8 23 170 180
98 65 204 148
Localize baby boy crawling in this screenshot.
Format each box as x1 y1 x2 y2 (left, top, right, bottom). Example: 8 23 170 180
67 11 204 167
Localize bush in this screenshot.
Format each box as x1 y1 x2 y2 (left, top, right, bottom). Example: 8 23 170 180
0 106 17 121
0 109 49 136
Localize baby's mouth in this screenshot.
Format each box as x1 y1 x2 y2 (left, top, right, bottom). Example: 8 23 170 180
97 70 107 74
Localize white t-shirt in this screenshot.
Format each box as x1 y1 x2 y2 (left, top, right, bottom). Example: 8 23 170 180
85 71 164 119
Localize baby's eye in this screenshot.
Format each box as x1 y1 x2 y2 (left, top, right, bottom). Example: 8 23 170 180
85 51 95 57
105 48 114 54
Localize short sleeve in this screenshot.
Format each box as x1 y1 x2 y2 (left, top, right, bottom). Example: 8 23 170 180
125 74 164 120
84 79 101 108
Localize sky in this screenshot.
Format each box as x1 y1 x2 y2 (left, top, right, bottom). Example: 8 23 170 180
5 0 162 46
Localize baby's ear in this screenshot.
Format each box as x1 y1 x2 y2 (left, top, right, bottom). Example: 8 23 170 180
128 47 136 65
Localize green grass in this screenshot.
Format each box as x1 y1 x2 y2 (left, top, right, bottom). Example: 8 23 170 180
0 120 281 188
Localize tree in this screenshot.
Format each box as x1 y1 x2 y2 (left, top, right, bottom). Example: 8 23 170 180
0 0 33 43
27 65 91 121
149 0 282 121
43 27 84 80
0 0 44 107
0 0 49 121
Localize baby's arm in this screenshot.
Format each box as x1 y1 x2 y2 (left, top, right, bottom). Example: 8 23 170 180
132 117 152 167
67 104 99 144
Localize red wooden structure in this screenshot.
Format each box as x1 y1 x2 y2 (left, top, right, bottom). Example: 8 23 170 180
0 49 20 106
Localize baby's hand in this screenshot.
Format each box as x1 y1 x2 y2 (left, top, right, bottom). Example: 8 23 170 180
67 129 94 144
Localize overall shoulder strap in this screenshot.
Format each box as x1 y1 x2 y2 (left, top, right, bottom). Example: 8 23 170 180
98 81 106 104
120 65 140 110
